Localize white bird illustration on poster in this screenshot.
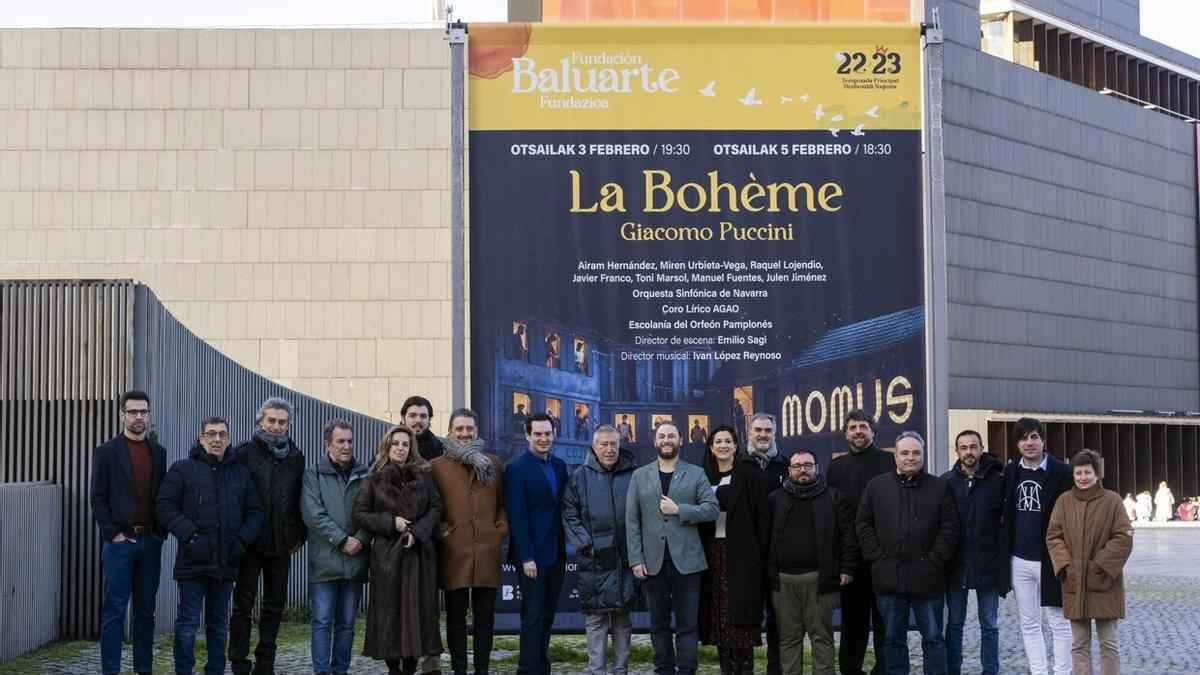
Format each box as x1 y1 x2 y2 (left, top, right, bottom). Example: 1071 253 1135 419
779 96 793 103
699 80 717 97
739 88 762 106
865 105 880 118
829 128 840 137
830 114 844 122
813 103 825 120
851 124 866 136
800 93 811 102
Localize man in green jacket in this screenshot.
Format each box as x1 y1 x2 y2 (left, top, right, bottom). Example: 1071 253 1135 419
301 420 372 675
626 421 720 675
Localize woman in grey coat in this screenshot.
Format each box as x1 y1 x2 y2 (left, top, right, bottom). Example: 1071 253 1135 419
562 425 641 675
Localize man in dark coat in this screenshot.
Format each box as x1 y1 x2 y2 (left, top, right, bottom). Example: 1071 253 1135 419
826 409 895 675
941 430 1005 675
767 449 858 675
157 417 263 675
505 412 569 675
402 395 444 461
90 390 168 675
1000 417 1074 675
228 397 308 675
856 431 959 675
562 425 639 675
737 412 789 675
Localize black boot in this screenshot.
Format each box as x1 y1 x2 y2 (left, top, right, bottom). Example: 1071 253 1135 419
732 647 755 674
718 647 735 675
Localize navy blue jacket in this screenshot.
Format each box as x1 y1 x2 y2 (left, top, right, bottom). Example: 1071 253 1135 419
90 433 168 541
156 442 263 581
941 452 1006 591
505 449 569 568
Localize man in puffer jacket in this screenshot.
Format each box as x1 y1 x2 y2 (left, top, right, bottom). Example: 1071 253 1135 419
157 416 263 675
562 425 640 675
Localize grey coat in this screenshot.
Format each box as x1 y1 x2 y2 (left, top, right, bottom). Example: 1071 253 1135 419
300 453 373 583
625 460 719 576
562 448 640 613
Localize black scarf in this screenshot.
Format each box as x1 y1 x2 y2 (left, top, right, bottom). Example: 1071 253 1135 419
782 473 827 499
253 427 291 459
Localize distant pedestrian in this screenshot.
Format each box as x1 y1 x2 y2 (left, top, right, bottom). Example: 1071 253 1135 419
1046 449 1133 675
1135 492 1152 522
1154 482 1175 522
1122 494 1136 523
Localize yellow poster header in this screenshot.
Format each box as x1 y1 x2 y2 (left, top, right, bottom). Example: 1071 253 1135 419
469 23 922 131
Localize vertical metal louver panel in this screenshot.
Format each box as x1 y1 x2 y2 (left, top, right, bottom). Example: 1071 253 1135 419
0 482 63 662
1 280 391 645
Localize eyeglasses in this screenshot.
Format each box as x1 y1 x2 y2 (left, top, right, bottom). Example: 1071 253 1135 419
122 409 150 417
789 462 818 470
201 431 229 439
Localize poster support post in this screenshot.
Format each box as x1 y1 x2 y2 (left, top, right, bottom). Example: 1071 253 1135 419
449 21 467 410
922 13 949 472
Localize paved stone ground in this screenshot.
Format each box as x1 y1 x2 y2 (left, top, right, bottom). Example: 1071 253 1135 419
4 528 1198 674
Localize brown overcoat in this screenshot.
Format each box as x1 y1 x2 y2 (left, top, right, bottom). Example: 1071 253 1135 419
352 459 443 660
1046 483 1133 621
430 453 509 590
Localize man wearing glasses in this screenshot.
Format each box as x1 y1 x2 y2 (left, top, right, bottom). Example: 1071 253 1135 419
766 450 859 675
90 390 169 675
157 417 263 675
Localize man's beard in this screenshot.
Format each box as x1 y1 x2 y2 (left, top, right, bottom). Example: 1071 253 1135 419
657 444 678 460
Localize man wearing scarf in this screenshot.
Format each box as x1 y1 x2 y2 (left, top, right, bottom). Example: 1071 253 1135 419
430 408 509 675
228 397 308 675
767 449 859 675
737 412 789 675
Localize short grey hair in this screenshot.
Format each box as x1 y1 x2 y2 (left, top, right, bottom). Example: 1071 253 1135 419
256 397 294 424
323 419 352 444
749 412 777 427
593 424 619 442
894 430 925 450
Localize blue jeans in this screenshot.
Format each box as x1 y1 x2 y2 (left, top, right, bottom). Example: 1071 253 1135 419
642 560 701 675
944 585 999 675
875 593 946 675
100 536 162 675
174 577 235 674
310 580 363 674
516 561 565 674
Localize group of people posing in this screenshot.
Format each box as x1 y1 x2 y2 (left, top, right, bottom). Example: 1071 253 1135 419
93 389 1134 675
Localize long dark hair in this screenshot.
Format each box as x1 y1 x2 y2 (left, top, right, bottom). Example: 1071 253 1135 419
703 424 741 481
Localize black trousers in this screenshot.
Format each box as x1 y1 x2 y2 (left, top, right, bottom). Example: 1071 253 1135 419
764 593 781 675
445 586 498 675
228 551 291 673
838 567 887 675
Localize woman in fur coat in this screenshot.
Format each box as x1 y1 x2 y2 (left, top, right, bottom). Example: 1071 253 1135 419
353 424 443 674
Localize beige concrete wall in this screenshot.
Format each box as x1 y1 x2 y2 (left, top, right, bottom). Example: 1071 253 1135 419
0 28 453 421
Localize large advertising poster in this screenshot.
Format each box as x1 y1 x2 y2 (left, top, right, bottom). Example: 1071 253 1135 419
468 23 925 626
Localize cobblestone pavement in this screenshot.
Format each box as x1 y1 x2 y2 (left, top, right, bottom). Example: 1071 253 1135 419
6 529 1199 673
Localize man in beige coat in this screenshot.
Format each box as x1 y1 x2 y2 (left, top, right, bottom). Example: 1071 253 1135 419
431 408 509 675
1046 449 1133 675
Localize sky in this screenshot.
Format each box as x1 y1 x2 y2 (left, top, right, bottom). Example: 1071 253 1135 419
1 0 1197 60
